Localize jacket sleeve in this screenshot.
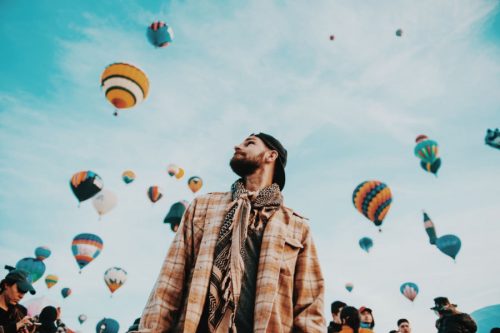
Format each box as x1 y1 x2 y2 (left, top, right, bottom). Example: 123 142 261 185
460 314 477 333
292 222 326 332
139 199 198 333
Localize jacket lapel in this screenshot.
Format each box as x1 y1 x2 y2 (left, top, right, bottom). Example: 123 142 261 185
253 208 290 331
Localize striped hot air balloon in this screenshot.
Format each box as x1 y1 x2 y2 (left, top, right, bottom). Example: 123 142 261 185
70 171 103 203
423 211 438 245
104 267 127 295
71 233 104 272
352 180 392 231
35 246 51 261
45 274 59 289
122 170 136 184
61 287 72 299
147 21 174 48
101 63 149 116
400 282 419 302
345 282 354 293
147 186 163 203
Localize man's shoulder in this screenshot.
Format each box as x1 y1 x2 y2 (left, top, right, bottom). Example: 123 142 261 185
192 192 232 206
282 205 309 222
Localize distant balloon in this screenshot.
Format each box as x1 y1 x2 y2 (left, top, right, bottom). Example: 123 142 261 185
329 35 335 41
16 258 46 283
485 128 500 150
78 314 88 324
122 170 136 184
147 186 163 203
358 237 373 253
61 287 72 298
45 274 59 289
175 167 185 179
188 176 203 193
400 282 419 302
164 200 189 232
35 246 51 261
471 304 500 333
167 164 179 177
414 135 441 176
71 233 104 271
345 283 354 292
104 267 127 295
92 189 118 217
96 318 120 333
70 171 103 203
352 180 392 230
436 234 461 260
101 63 149 115
423 211 438 245
420 158 442 176
147 21 174 48
396 29 403 37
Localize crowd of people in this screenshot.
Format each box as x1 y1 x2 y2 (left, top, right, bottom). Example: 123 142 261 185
327 297 485 333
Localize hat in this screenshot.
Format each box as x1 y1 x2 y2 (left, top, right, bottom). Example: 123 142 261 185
359 306 372 314
5 269 36 295
253 133 287 190
430 297 456 311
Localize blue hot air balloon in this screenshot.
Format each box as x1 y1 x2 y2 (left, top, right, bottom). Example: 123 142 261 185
436 234 461 260
96 318 120 333
358 237 373 253
471 304 500 333
147 21 174 48
16 257 46 283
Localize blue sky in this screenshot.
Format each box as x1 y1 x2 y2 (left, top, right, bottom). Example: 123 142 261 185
1 0 500 332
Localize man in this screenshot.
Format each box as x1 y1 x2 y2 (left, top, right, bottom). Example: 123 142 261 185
0 269 36 333
140 133 325 333
431 297 477 333
327 301 346 333
397 318 411 333
359 307 374 333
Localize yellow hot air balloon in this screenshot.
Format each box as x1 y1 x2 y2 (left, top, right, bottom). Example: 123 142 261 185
188 176 203 193
175 167 185 179
45 274 59 289
101 63 149 116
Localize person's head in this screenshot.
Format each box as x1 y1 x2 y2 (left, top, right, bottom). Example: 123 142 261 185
397 318 411 333
340 306 361 330
230 133 287 190
389 330 398 333
431 297 457 316
359 306 375 328
490 328 500 333
0 269 36 304
331 301 346 323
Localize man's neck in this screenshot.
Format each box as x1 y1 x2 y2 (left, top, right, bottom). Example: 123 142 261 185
244 170 273 192
0 294 9 311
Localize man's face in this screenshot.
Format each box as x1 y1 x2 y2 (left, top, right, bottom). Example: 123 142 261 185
360 311 373 323
332 307 343 324
399 321 411 333
230 136 271 177
3 283 27 305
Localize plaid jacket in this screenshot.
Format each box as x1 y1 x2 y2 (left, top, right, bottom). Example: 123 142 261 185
139 192 325 333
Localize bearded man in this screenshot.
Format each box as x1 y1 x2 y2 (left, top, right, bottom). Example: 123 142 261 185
139 133 325 333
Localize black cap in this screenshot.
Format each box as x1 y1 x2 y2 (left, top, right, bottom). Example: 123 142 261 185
431 297 456 311
253 133 287 190
5 269 36 295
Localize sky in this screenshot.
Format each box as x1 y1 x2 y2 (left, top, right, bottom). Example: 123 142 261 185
1 0 500 332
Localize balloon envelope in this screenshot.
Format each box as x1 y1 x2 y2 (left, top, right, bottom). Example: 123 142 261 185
35 246 51 261
104 267 127 294
70 171 103 202
71 233 104 270
96 318 119 333
423 212 438 245
45 274 59 289
147 21 174 48
414 138 439 164
352 180 392 228
122 170 136 184
345 283 354 292
147 186 163 203
175 167 185 179
167 164 179 177
471 304 500 333
420 158 441 176
485 128 500 150
164 201 189 232
188 176 203 193
436 234 461 260
78 314 88 324
358 237 373 253
16 258 46 283
61 287 72 298
92 189 118 217
400 282 419 302
101 63 149 110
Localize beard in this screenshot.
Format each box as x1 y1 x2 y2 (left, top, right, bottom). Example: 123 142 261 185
229 152 264 178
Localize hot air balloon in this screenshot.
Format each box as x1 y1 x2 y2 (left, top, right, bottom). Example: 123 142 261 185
396 29 403 37
147 21 174 48
16 258 46 283
471 304 500 333
358 237 373 253
400 282 419 302
147 186 163 203
35 246 51 261
164 200 189 232
78 314 88 324
352 180 392 230
436 234 461 260
414 135 441 176
92 189 118 218
71 233 104 272
122 170 136 184
70 171 104 203
96 318 119 333
188 176 203 193
45 274 59 289
485 128 500 150
345 283 354 293
101 63 149 116
423 211 438 245
329 35 335 41
167 164 179 177
175 167 185 179
61 287 72 298
104 267 127 295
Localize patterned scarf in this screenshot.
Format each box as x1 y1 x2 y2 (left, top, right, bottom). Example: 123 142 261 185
207 179 283 333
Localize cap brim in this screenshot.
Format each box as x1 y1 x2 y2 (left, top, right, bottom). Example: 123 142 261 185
17 281 36 295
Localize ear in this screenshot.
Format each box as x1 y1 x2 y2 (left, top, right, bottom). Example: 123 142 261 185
266 150 278 163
